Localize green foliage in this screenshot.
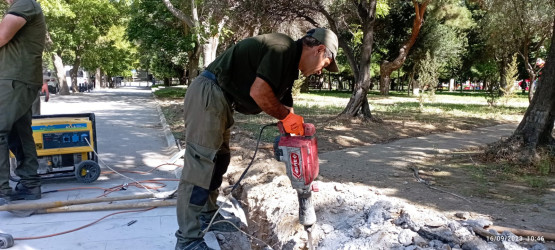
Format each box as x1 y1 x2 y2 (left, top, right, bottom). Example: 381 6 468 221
40 0 125 86
0 2 7 13
42 0 121 59
504 54 519 91
82 24 136 77
494 54 520 106
430 0 474 31
292 74 305 97
524 176 548 189
412 0 474 80
416 52 438 111
375 0 391 18
481 0 554 81
471 60 498 83
127 0 194 79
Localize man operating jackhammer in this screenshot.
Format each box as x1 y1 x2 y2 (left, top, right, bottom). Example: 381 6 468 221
175 28 339 250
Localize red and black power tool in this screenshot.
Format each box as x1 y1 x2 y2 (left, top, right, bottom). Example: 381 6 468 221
274 122 319 228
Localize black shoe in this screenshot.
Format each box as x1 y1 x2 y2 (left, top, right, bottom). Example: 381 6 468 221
0 188 19 202
0 191 13 202
13 183 41 200
199 212 240 232
175 239 215 250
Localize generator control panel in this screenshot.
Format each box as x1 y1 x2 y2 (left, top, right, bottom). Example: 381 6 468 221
42 131 91 149
31 118 95 156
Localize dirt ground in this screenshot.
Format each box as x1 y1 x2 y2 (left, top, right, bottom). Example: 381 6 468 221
158 98 554 249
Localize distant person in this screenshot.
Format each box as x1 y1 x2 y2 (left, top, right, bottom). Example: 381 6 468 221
174 28 339 249
520 80 528 94
0 0 46 201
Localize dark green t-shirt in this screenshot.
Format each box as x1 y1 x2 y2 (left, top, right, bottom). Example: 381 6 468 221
206 33 301 114
0 0 46 87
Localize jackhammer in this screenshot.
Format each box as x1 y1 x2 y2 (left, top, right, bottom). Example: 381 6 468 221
274 122 319 242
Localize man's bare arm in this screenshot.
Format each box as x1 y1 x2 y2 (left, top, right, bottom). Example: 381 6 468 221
0 14 26 47
250 77 290 120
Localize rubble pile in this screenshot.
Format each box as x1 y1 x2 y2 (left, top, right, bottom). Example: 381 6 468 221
230 167 551 250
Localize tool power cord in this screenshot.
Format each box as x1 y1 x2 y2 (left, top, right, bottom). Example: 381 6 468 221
12 123 278 248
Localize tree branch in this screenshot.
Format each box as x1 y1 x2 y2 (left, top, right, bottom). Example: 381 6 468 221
162 0 195 28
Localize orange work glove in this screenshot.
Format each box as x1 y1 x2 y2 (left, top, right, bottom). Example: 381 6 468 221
280 112 304 136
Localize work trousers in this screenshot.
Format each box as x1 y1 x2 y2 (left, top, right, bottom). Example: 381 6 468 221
175 74 234 244
0 80 41 194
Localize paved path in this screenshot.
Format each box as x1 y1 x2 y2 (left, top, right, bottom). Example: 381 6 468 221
1 87 185 250
319 123 518 184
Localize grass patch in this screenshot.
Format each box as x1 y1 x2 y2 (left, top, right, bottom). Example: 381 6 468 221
450 153 554 198
151 84 165 88
203 89 527 143
153 87 187 99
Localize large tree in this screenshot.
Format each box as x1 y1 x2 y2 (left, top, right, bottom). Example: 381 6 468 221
488 17 555 162
127 0 194 85
378 0 429 96
305 0 384 119
41 0 120 94
83 24 136 88
162 0 229 84
331 0 379 119
164 0 384 119
406 0 473 93
481 0 554 101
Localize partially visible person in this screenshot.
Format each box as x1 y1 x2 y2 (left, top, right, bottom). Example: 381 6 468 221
31 81 49 115
0 0 46 201
520 80 528 94
175 28 339 250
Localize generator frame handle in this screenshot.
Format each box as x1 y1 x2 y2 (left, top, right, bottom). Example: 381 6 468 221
31 113 98 163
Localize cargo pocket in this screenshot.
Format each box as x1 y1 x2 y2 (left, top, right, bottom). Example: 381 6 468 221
181 142 217 190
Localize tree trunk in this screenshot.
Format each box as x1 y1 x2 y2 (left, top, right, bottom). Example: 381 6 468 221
163 0 226 83
412 80 420 96
518 39 537 102
53 53 70 95
504 19 555 160
69 55 81 93
177 68 186 85
498 54 508 96
107 75 113 88
201 17 226 67
202 36 218 68
379 0 429 96
322 0 377 120
188 42 201 84
95 68 102 89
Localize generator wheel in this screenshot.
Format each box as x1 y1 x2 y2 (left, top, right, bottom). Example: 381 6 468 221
75 160 101 183
9 158 20 182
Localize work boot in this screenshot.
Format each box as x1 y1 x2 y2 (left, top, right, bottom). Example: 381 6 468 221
199 212 240 232
0 190 15 202
13 182 41 200
175 239 215 250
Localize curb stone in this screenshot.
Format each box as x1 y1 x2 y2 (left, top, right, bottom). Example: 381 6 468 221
154 96 178 148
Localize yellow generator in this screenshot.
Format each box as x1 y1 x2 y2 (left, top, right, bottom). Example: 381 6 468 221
9 113 101 183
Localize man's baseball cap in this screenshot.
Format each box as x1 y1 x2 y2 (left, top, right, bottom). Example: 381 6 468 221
306 28 339 72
